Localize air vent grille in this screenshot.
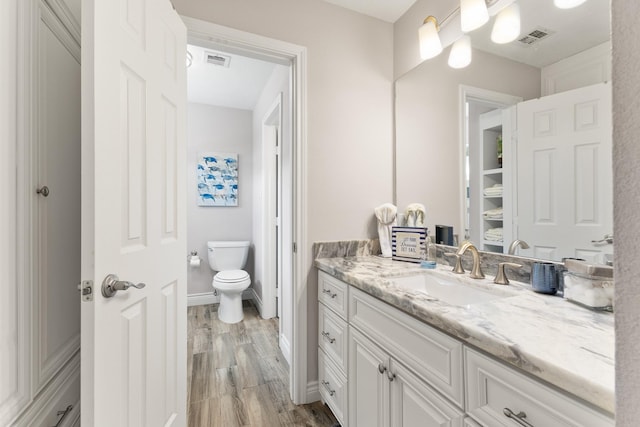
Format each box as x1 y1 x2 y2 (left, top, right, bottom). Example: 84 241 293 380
204 51 231 68
518 27 555 46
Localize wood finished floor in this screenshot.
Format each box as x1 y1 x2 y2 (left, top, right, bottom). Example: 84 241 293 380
188 302 338 427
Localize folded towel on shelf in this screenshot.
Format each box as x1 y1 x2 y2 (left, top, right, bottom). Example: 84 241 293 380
483 183 503 197
484 227 504 242
483 207 503 220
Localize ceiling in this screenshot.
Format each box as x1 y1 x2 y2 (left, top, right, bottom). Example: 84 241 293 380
470 0 610 68
187 44 281 110
322 0 417 23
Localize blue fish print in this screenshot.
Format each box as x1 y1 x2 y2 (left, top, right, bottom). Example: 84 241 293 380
197 164 205 171
201 194 215 202
203 156 217 164
224 157 237 168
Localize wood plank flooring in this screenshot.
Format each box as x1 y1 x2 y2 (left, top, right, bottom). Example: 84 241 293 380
188 301 338 427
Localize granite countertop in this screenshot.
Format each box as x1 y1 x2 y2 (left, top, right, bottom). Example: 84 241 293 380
315 255 615 414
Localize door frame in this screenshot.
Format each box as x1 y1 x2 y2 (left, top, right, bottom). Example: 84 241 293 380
182 17 309 404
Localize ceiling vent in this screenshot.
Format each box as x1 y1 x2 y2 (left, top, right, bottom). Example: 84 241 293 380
204 51 231 68
517 27 555 46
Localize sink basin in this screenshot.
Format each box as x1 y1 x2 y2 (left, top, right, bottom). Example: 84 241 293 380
391 273 508 307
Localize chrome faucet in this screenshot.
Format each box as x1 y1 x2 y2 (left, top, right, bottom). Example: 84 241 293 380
508 239 530 255
456 241 484 279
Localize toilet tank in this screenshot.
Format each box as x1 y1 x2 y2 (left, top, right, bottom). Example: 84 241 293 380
207 241 250 271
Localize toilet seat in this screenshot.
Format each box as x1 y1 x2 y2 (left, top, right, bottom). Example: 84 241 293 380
214 269 249 283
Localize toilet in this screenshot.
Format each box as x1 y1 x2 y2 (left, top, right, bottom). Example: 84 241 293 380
207 241 251 324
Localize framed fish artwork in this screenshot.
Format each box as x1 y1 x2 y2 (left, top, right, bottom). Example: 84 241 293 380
197 152 238 206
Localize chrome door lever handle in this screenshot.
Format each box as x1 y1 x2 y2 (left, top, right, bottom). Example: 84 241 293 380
101 274 146 298
36 185 50 197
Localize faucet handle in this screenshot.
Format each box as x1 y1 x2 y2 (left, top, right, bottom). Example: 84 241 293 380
494 262 522 285
444 253 465 274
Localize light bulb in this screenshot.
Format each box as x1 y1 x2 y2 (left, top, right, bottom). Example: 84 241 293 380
419 17 443 60
491 2 521 44
554 0 587 8
461 0 489 32
448 36 472 69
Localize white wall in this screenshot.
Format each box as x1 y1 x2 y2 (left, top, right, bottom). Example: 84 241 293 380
395 49 540 237
174 0 394 391
613 0 640 423
187 103 254 295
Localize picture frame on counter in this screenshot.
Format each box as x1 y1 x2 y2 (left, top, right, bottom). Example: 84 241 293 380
392 226 427 263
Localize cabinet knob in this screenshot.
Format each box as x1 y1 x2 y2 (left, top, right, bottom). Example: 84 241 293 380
377 363 387 374
387 370 396 382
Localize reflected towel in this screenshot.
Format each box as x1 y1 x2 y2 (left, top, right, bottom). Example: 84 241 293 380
483 184 503 197
484 227 503 242
483 207 503 219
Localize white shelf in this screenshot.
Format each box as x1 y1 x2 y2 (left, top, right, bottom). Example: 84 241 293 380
482 240 504 247
483 168 503 175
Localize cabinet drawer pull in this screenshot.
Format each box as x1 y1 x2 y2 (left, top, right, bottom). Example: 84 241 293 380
321 380 336 396
387 370 397 382
503 408 534 427
322 288 337 298
321 331 336 344
51 405 73 427
377 363 387 374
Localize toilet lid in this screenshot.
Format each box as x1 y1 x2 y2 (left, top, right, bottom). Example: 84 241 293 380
215 270 249 283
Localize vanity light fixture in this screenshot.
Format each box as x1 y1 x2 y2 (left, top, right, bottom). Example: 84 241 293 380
419 16 443 60
554 0 587 9
460 0 489 32
491 2 521 44
448 35 472 68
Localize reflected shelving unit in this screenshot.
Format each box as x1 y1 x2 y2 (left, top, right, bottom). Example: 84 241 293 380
478 109 512 253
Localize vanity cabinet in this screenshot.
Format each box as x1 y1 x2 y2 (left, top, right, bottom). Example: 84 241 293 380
317 271 614 427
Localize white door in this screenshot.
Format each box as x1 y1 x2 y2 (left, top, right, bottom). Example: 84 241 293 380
516 83 612 262
81 0 187 426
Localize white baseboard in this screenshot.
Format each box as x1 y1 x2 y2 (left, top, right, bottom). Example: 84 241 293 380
252 288 264 317
187 289 254 307
279 333 292 366
306 380 321 403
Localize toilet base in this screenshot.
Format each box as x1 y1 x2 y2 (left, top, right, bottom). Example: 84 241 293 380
217 290 244 324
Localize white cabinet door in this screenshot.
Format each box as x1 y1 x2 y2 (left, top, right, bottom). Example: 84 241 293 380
349 328 390 427
81 0 187 426
389 361 465 427
517 82 612 262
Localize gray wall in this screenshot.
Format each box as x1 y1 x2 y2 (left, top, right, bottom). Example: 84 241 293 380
395 49 540 235
187 103 254 295
613 0 640 424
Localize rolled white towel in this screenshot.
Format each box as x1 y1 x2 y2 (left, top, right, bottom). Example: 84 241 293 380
375 203 398 258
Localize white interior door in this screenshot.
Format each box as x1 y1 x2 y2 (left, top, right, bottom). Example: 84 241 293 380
516 82 612 262
81 0 187 426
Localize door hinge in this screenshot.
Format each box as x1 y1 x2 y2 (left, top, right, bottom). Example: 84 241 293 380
77 280 94 302
292 242 297 253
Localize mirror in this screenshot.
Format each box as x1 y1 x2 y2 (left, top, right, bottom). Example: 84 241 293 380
395 0 612 263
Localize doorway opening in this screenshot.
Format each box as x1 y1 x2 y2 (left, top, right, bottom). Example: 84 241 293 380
183 16 309 405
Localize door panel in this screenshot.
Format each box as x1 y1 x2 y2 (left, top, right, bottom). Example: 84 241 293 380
517 83 612 262
349 328 389 427
81 0 187 425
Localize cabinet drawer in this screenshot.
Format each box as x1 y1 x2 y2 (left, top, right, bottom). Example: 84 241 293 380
318 271 349 319
319 303 348 374
464 417 482 427
465 348 614 427
319 348 348 426
349 287 464 407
